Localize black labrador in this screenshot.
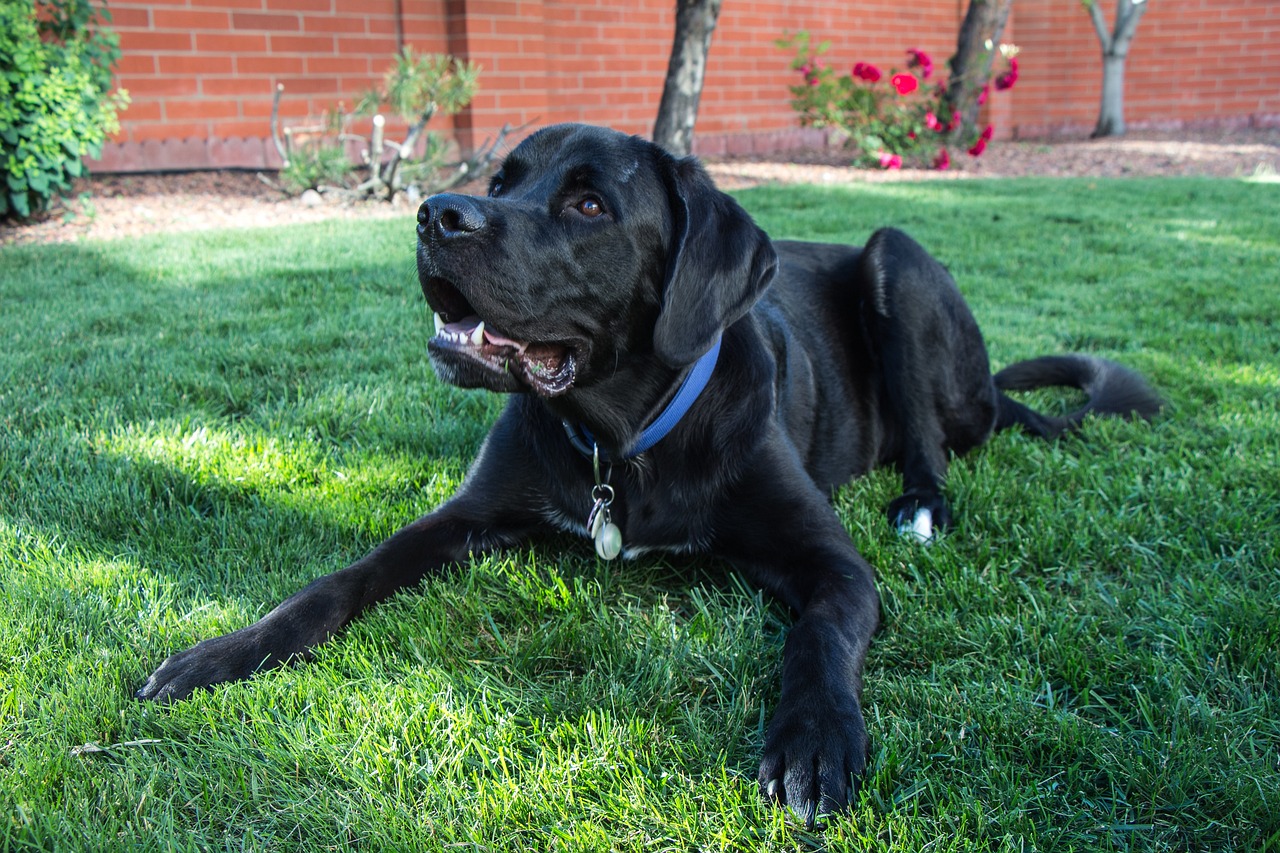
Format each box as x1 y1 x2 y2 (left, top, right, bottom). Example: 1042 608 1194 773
138 123 1161 825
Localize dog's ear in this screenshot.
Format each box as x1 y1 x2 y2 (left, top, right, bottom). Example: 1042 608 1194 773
654 155 778 368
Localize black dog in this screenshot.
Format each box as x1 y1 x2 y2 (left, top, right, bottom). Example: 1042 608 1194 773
138 123 1160 825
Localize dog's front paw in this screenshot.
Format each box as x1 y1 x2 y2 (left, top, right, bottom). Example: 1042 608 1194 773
757 688 869 828
135 625 279 703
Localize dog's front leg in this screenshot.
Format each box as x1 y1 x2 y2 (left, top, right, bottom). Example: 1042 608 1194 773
137 411 543 703
715 443 880 827
755 557 878 827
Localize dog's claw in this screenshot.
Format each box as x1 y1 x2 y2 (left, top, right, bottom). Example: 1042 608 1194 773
757 688 867 829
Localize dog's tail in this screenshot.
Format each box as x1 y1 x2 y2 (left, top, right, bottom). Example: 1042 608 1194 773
993 354 1163 439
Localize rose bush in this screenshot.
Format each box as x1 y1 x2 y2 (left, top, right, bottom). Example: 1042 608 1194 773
780 31 1019 170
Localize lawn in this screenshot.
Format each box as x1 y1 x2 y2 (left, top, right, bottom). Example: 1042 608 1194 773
2 176 1277 851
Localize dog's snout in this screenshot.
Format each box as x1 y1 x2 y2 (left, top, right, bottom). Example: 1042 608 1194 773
418 194 487 240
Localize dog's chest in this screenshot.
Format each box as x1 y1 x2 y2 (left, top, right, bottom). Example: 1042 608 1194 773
543 470 715 559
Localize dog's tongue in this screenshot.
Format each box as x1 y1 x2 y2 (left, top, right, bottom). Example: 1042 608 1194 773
478 324 525 350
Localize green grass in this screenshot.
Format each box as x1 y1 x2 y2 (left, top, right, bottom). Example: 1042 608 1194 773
2 177 1278 851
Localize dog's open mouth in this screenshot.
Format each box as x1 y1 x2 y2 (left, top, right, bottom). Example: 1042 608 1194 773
424 279 576 396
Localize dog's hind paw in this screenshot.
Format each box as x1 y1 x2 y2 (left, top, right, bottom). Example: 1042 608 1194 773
899 507 934 543
888 492 951 543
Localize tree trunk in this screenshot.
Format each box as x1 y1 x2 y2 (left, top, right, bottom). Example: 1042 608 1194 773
653 0 723 157
1094 53 1128 138
1086 0 1150 139
943 0 1015 145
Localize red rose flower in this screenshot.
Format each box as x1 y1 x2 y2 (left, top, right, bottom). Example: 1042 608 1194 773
878 152 903 170
968 137 987 157
891 73 919 95
853 62 882 83
995 57 1019 91
977 84 990 106
906 48 934 79
981 124 994 141
933 148 951 171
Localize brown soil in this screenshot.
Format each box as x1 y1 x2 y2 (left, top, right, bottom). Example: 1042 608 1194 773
3 128 1277 247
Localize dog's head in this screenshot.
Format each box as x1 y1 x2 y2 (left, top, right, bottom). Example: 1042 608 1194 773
416 123 777 400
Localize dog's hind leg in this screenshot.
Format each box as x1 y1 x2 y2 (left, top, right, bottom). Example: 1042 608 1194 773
855 228 1000 538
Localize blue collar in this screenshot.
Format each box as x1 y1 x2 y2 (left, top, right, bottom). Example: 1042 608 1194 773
563 334 723 462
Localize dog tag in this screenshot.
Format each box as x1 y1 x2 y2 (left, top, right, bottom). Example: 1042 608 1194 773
586 444 622 561
595 521 622 560
587 486 621 560
588 496 608 539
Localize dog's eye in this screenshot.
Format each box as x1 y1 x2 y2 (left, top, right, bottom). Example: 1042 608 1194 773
488 180 503 197
576 197 605 217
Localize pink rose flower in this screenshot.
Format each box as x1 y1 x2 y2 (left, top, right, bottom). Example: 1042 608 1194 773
878 152 903 170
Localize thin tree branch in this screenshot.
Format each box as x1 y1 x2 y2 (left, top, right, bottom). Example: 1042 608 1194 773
428 122 522 193
1084 0 1113 51
269 83 289 165
1112 0 1150 55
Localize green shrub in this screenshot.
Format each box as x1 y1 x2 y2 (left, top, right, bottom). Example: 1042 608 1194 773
271 49 480 199
279 143 353 196
0 0 129 220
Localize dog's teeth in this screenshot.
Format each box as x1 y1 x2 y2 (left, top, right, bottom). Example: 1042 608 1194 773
470 321 485 347
433 312 445 334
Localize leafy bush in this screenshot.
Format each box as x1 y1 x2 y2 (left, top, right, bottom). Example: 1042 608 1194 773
0 0 128 220
0 0 129 220
779 31 1018 170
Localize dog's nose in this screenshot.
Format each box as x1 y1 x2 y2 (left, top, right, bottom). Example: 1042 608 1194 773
418 194 487 239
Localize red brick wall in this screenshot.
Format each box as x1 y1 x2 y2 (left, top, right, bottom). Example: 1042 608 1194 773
99 0 454 170
92 0 1280 172
1011 0 1280 138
